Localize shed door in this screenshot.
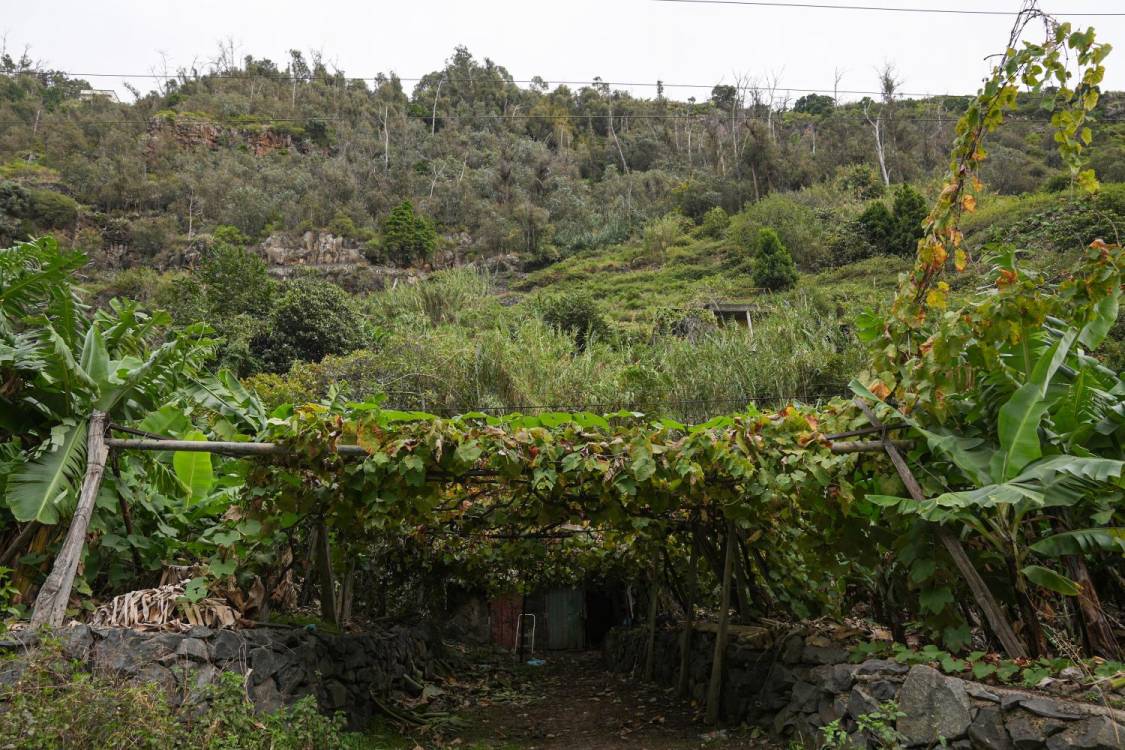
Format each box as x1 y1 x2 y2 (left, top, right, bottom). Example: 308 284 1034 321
545 588 585 650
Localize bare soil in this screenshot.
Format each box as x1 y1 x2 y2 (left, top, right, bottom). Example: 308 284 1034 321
457 651 778 750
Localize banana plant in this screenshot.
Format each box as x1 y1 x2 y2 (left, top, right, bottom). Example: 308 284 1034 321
857 313 1124 654
1 238 218 526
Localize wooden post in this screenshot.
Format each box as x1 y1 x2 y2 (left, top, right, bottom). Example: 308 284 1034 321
643 569 659 681
31 412 109 628
854 399 1028 659
315 521 339 627
677 527 700 698
705 519 736 725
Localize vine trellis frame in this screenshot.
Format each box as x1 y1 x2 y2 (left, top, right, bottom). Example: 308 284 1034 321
30 403 1007 724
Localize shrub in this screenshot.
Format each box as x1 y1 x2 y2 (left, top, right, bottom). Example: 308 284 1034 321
752 228 798 291
836 164 886 200
27 188 78 229
0 646 367 749
536 291 610 350
199 242 274 318
729 194 828 269
671 179 722 223
699 206 730 238
253 277 367 373
0 180 30 245
642 213 689 262
130 215 179 256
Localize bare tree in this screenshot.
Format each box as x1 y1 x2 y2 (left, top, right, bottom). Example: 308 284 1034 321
864 63 900 186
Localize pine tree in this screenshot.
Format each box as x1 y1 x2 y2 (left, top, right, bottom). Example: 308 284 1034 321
382 201 437 265
890 184 928 258
752 228 798 291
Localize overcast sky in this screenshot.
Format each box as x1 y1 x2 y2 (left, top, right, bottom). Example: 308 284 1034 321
5 1 1125 103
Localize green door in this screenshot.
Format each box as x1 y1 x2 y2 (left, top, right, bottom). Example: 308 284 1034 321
545 587 585 650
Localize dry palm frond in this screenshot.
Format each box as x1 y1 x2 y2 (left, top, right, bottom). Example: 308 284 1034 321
90 582 239 630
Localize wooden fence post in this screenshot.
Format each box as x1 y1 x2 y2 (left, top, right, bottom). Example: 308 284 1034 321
30 412 109 628
677 526 699 698
854 399 1028 659
705 519 736 725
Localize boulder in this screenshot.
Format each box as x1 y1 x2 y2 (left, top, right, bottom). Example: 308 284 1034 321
175 637 209 662
811 662 859 692
211 630 245 662
897 665 973 745
847 685 881 719
250 677 283 715
1006 711 1068 749
1044 716 1125 750
802 645 850 665
969 707 1013 750
856 658 910 677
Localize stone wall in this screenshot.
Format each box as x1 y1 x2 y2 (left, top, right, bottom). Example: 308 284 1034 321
605 627 1125 749
1 623 439 727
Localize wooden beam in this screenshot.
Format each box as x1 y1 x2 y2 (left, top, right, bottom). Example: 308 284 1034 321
31 412 109 628
705 519 736 725
853 399 1028 659
106 438 369 456
830 439 914 454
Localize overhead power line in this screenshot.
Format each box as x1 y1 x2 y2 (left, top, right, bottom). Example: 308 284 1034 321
15 69 954 99
650 0 1125 16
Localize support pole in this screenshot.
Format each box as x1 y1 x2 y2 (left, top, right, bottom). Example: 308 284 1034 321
677 526 699 698
315 522 339 627
31 412 109 628
705 519 736 725
854 399 1028 659
643 568 659 681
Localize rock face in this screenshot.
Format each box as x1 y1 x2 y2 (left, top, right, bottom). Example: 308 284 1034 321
603 627 1125 750
259 231 367 267
0 624 437 727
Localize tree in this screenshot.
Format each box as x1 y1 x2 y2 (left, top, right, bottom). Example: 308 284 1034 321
793 93 834 116
858 201 894 255
254 278 366 373
752 228 798 291
889 184 927 258
382 201 437 266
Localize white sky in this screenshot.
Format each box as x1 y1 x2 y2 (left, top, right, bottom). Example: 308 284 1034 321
5 0 1125 103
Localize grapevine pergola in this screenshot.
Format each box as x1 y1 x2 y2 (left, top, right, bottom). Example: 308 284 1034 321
29 399 1010 723
17 1 1121 727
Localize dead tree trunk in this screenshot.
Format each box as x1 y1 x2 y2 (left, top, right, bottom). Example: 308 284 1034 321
31 412 109 628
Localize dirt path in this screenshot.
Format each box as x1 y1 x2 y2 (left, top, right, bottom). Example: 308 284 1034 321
458 651 778 750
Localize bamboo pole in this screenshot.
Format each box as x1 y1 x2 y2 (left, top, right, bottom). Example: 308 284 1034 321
677 527 699 698
853 399 1028 659
705 520 736 725
31 412 109 628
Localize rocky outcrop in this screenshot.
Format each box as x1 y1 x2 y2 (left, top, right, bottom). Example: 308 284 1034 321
147 119 301 156
605 627 1125 749
258 231 367 268
1 623 439 726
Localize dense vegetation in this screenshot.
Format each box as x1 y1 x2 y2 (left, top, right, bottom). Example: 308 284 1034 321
0 7 1124 747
